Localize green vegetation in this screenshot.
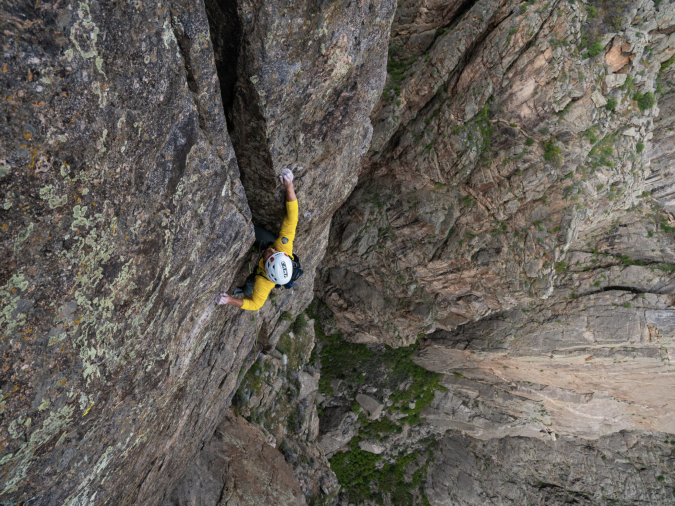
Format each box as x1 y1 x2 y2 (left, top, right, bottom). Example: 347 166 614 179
583 127 598 144
586 132 618 170
621 75 635 93
385 46 418 99
505 26 518 48
293 312 307 333
461 194 477 208
636 142 645 154
634 91 656 111
661 55 675 72
543 140 561 162
525 137 535 146
314 324 444 418
330 439 433 505
308 299 444 505
605 97 617 111
587 41 603 57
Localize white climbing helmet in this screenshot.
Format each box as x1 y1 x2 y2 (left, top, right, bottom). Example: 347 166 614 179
265 252 293 285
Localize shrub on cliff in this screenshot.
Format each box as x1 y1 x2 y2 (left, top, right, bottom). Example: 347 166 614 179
543 140 561 162
587 42 603 57
634 92 656 111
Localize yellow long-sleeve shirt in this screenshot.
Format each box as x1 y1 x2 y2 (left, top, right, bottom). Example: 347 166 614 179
241 199 298 311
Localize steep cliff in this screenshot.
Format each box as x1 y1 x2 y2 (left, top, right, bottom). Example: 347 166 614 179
0 1 257 504
0 0 393 504
320 0 675 347
2 0 675 504
310 0 675 502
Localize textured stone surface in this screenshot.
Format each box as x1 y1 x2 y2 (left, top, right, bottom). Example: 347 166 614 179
426 431 675 506
648 49 675 211
205 0 396 352
356 393 385 420
2 0 675 503
358 440 387 454
0 1 258 504
211 314 340 504
318 0 675 348
298 371 319 401
161 410 307 506
413 209 675 440
318 406 360 457
0 0 396 502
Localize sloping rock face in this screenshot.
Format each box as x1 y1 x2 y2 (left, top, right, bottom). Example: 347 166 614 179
414 210 675 439
647 56 675 210
314 0 675 435
310 0 675 502
0 1 259 504
161 410 307 506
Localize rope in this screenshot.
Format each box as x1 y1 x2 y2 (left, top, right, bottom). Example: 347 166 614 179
249 261 258 350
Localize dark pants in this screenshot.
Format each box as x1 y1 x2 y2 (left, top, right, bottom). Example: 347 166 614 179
241 226 277 296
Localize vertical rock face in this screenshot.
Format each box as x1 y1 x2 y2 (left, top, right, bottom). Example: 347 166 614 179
0 0 396 504
0 1 258 504
308 0 675 501
413 209 675 439
648 56 675 210
2 0 675 503
204 0 397 350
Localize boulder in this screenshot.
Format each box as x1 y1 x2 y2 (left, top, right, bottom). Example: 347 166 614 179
358 440 387 455
162 411 307 506
356 394 385 420
318 410 359 456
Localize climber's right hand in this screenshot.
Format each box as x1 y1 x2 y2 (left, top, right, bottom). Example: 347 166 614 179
279 168 294 187
215 292 231 305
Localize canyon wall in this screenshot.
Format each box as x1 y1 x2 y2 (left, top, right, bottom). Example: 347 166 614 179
1 0 675 504
316 0 675 440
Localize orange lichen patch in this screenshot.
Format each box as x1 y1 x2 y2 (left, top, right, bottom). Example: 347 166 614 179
28 147 38 169
2 63 7 73
1 224 7 231
23 131 32 140
585 356 595 361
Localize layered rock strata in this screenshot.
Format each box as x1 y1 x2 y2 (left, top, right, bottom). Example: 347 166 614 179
425 430 675 505
319 0 675 347
414 209 675 439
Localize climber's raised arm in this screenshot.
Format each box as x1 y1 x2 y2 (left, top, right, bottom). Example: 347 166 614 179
216 168 298 311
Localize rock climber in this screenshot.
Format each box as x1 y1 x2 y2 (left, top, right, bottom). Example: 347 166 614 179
216 168 298 311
